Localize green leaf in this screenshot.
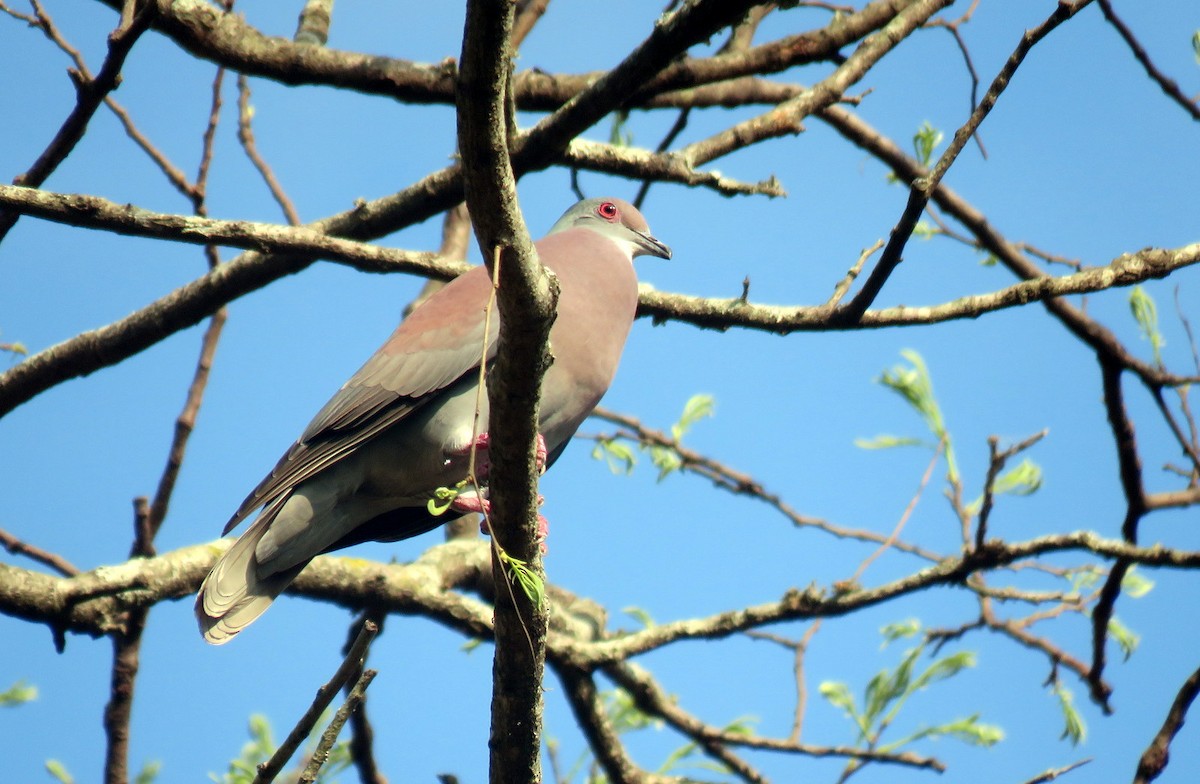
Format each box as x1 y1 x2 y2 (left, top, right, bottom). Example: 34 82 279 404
882 714 1004 751
818 681 859 718
674 393 715 437
993 458 1043 496
45 760 74 784
1052 682 1087 745
876 350 958 481
913 220 937 239
979 254 999 267
880 618 922 644
866 647 922 725
648 445 683 482
1121 566 1155 598
0 679 37 706
656 741 699 774
134 761 162 784
623 606 656 629
1129 285 1165 366
909 651 975 694
498 550 545 609
212 714 275 784
604 688 662 733
1193 30 1200 63
1108 616 1141 661
592 439 637 475
912 121 944 167
854 434 925 450
1065 565 1103 593
967 457 1045 515
609 109 634 147
427 485 459 516
821 678 872 739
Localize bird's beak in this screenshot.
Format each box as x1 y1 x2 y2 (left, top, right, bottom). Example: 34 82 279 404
633 231 672 260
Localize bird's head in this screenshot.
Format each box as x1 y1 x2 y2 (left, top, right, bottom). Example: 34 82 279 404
549 197 672 261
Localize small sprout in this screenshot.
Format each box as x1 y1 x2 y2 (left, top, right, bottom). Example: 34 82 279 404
0 680 37 706
1052 682 1087 745
428 477 472 516
592 439 637 475
623 606 656 629
875 350 958 481
1121 567 1154 599
1108 616 1141 661
45 760 74 784
880 618 922 644
854 434 924 450
1129 285 1165 366
498 549 545 609
912 121 944 167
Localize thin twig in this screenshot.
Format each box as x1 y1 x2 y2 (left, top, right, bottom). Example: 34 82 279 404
587 407 943 562
1098 0 1200 122
839 0 1095 320
299 670 378 784
0 527 79 576
343 612 387 784
253 620 380 784
236 75 302 226
1020 758 1092 784
0 0 156 241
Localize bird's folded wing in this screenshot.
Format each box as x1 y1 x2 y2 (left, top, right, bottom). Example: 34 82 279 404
223 267 497 534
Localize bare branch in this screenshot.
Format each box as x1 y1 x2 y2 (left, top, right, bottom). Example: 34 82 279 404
1134 663 1200 783
604 661 942 777
554 666 681 784
0 0 156 241
820 103 1196 389
0 527 79 576
587 407 942 561
1098 0 1200 122
253 620 380 784
298 670 377 784
840 0 1095 319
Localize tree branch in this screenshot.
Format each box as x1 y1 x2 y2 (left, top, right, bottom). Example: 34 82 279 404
0 0 156 241
457 2 551 781
1134 663 1200 783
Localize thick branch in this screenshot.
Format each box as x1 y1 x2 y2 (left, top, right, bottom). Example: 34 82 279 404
458 4 550 783
92 0 902 111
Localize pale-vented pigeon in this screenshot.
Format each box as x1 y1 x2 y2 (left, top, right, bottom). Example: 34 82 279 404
196 198 670 643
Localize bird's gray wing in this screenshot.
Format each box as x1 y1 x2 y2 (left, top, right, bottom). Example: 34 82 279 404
223 267 497 534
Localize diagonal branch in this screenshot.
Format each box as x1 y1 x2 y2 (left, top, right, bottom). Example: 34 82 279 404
0 0 156 241
1097 0 1200 122
1134 662 1200 783
253 620 380 784
839 0 1095 320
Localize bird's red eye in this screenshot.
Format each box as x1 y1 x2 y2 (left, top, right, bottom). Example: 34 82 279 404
597 201 619 220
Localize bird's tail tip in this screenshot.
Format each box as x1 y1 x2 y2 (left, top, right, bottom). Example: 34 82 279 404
195 519 299 645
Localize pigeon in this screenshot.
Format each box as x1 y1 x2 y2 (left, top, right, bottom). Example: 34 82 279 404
196 197 670 643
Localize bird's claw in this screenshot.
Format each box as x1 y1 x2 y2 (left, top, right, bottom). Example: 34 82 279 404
454 491 549 553
453 432 548 480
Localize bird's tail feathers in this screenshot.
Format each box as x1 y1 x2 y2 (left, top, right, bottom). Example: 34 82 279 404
195 514 307 645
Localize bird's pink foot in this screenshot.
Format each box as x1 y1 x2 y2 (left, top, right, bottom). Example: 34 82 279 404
452 432 549 480
455 491 549 553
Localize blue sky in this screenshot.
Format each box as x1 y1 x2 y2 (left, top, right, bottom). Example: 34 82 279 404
2 2 1199 782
